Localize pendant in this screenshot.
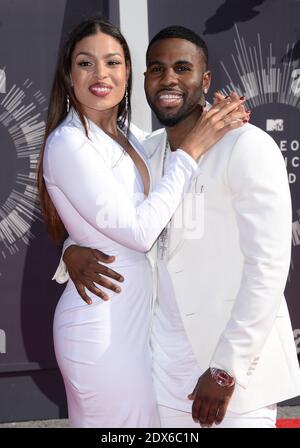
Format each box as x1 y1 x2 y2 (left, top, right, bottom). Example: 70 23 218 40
159 227 169 260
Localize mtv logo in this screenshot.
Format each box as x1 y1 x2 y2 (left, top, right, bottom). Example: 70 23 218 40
266 119 284 131
0 69 6 93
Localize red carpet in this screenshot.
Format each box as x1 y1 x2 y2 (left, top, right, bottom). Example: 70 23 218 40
276 419 300 428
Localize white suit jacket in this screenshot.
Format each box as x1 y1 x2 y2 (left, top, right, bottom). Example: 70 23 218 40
142 123 300 412
54 122 300 413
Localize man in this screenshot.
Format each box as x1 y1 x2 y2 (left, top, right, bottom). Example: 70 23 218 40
53 26 300 428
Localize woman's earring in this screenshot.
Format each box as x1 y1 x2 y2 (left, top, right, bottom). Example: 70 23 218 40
202 88 208 107
66 95 70 113
125 88 128 114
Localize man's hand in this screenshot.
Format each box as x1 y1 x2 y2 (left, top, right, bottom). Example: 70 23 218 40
188 368 235 427
63 245 124 305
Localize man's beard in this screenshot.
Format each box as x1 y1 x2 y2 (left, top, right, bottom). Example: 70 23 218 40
151 101 201 127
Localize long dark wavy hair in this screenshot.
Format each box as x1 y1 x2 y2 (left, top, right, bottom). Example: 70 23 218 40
37 17 132 244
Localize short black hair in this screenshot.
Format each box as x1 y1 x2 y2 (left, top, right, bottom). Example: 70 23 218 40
146 25 208 68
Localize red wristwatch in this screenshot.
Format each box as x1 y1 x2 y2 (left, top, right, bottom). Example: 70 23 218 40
210 368 235 388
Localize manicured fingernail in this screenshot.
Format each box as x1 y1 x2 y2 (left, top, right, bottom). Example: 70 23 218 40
243 119 248 123
240 96 245 100
115 287 121 293
225 95 230 99
119 276 124 282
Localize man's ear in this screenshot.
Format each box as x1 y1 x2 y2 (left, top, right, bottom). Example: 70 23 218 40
203 70 212 93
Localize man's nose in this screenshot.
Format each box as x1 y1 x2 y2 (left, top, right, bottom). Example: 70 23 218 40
160 68 178 86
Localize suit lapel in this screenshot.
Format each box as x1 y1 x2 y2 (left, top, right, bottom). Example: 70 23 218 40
143 130 204 261
168 159 204 260
141 130 167 266
146 131 167 189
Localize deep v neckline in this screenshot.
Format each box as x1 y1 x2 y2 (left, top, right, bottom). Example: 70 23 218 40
121 135 151 197
105 125 151 197
73 111 152 197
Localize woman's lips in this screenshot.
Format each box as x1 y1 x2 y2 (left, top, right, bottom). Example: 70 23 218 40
88 83 112 97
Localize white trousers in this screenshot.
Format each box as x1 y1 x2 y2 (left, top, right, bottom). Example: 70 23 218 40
158 404 277 428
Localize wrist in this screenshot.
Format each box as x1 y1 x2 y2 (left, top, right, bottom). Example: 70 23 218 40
210 368 235 388
62 244 77 264
181 147 201 161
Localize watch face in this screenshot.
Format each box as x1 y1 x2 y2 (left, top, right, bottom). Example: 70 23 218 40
216 371 230 386
212 369 235 387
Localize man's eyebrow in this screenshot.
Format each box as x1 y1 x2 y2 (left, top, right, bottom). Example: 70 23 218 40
147 60 164 67
147 59 194 67
174 60 193 65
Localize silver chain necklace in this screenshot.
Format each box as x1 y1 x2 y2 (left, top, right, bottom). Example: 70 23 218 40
158 138 171 261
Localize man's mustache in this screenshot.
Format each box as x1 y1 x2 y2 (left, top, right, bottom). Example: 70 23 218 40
156 88 184 95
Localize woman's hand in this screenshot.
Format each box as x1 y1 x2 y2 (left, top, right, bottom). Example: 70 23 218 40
213 90 250 118
180 95 248 161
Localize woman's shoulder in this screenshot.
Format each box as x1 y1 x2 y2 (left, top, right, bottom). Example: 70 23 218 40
46 116 86 150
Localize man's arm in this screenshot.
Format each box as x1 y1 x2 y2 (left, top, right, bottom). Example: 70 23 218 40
188 127 291 427
211 127 291 386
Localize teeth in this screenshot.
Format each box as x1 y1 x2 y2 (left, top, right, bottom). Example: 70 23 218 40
159 94 182 99
91 86 110 92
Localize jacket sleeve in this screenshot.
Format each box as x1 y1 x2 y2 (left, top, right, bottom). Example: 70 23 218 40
210 127 292 389
44 127 197 252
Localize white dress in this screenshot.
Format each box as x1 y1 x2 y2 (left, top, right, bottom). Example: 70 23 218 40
43 110 197 428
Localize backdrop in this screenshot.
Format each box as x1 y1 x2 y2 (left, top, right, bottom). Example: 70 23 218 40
0 0 299 422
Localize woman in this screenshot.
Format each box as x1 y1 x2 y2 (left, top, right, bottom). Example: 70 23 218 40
38 17 247 428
